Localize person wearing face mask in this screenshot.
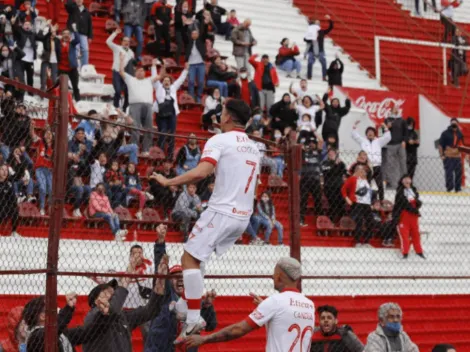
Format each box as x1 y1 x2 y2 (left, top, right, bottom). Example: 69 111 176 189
107 27 135 111
37 21 60 91
276 38 301 79
11 17 36 89
352 120 391 202
393 174 425 259
310 305 364 352
237 67 259 108
405 117 419 179
365 302 418 352
176 134 202 175
439 118 463 192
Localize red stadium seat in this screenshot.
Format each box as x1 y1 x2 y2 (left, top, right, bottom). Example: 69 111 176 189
338 216 356 237
316 216 335 236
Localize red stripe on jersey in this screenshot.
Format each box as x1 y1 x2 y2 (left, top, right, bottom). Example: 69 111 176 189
187 299 201 310
200 157 217 166
245 317 261 329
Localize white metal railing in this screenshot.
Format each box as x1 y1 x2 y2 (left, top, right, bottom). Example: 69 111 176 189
374 35 470 86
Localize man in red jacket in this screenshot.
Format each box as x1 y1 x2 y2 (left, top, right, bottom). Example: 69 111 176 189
249 54 279 118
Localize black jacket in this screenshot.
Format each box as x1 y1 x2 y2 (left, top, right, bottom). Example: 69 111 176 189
387 117 408 145
36 31 61 63
153 3 172 26
66 0 93 38
204 3 226 26
0 46 25 80
319 93 351 139
269 98 297 129
12 22 36 59
406 128 420 159
310 325 364 352
0 179 17 215
90 130 124 162
207 63 236 81
174 9 194 31
321 159 346 188
439 125 463 152
7 154 30 181
1 112 31 149
393 183 422 220
327 59 343 87
305 19 333 53
301 148 322 178
185 21 206 61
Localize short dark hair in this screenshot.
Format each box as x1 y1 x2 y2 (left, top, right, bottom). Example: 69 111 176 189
318 305 338 318
225 99 251 124
365 127 377 135
432 344 456 352
261 54 269 59
75 127 85 133
88 109 97 116
22 296 46 327
130 244 143 254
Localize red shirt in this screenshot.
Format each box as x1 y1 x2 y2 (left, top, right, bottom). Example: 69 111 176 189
35 142 53 169
58 42 71 72
240 79 251 106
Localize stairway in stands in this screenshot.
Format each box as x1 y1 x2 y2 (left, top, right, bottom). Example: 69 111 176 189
294 0 470 117
1 294 470 351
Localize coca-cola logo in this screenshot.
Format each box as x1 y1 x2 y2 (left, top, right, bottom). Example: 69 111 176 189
354 96 406 121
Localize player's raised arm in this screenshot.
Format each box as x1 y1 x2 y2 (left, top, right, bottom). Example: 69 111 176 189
186 320 255 347
154 161 215 187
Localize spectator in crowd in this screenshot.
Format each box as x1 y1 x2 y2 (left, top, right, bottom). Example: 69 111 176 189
304 17 320 63
37 22 60 91
76 109 100 142
186 27 207 103
176 133 201 175
205 0 230 38
415 0 436 15
297 113 317 144
108 106 140 163
319 94 351 145
321 134 338 159
11 17 35 88
87 147 107 188
352 120 391 202
0 164 20 237
124 162 153 220
311 305 364 352
237 66 259 108
257 191 284 245
65 0 93 66
68 126 92 176
145 230 218 351
175 0 195 64
67 148 91 219
305 15 333 81
17 0 37 26
245 107 269 134
0 306 25 351
405 117 419 178
250 54 279 116
364 302 419 352
122 244 154 341
231 19 256 75
269 93 297 132
341 164 374 247
300 136 323 226
0 44 25 94
393 174 425 259
8 146 34 203
120 0 146 60
296 95 322 125
83 259 168 352
207 56 237 98
171 182 201 241
58 28 81 101
148 159 177 219
384 108 408 188
252 129 277 176
202 87 224 132
151 0 173 57
153 63 189 159
433 345 457 352
224 9 239 40
200 176 215 207
290 79 311 101
120 56 161 156
272 131 286 177
107 28 135 111
88 182 128 240
327 55 344 87
441 0 460 43
439 118 463 192
91 119 125 163
199 10 217 45
348 151 373 183
0 102 33 160
276 38 301 78
35 130 53 216
450 28 467 88
321 148 346 222
104 159 126 209
23 293 112 352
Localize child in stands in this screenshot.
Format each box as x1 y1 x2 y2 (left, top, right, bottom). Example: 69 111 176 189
104 160 126 209
257 191 284 245
35 130 53 216
124 162 154 220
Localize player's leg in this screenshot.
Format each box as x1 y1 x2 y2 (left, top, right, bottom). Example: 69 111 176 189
181 251 204 324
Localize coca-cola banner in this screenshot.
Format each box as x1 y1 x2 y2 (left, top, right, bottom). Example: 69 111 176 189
338 87 420 129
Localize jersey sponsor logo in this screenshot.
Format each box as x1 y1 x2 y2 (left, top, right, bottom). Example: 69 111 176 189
289 298 314 310
251 309 264 320
232 207 250 216
236 145 260 155
293 311 314 320
236 135 250 143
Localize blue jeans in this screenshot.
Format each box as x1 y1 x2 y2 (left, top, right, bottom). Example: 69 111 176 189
1 148 33 167
307 51 327 79
245 215 260 239
188 63 205 101
69 185 91 210
258 217 284 244
77 34 89 66
124 25 143 59
14 179 34 196
36 167 52 210
118 144 138 164
94 212 120 235
279 59 301 74
112 70 129 111
273 156 285 177
206 80 228 97
156 114 177 159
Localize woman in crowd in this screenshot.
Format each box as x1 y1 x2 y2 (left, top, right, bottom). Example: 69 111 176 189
202 87 224 132
348 150 373 183
35 130 53 216
326 56 344 87
257 191 284 245
175 133 201 176
0 44 24 95
8 145 34 203
393 174 425 259
124 162 153 220
296 95 323 125
104 160 126 209
276 38 301 78
206 56 237 98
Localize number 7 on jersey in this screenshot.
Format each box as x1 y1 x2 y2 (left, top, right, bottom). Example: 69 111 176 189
244 160 258 194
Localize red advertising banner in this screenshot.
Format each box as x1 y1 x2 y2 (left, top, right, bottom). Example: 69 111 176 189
338 87 420 129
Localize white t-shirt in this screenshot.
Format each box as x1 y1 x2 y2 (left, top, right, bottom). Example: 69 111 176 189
124 73 154 105
201 130 261 219
293 87 311 100
296 105 319 123
304 24 320 41
90 160 106 188
247 289 315 352
123 260 154 309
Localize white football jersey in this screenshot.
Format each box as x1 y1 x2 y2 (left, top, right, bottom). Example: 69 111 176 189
200 131 261 219
247 289 315 352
